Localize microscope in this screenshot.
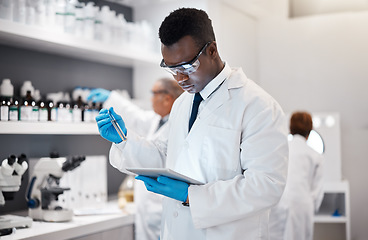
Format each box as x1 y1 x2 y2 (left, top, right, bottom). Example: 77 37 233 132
26 155 85 222
0 154 32 236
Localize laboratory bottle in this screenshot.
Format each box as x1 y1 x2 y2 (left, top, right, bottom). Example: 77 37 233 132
100 5 112 44
38 98 48 122
83 2 95 40
19 90 34 121
64 0 76 34
57 101 73 122
0 96 11 121
9 97 20 121
118 174 135 208
72 98 82 122
25 3 34 26
48 100 57 121
33 0 46 27
94 6 103 41
83 102 92 122
74 1 85 38
31 98 39 122
0 0 13 21
91 102 99 121
13 0 26 24
54 0 66 33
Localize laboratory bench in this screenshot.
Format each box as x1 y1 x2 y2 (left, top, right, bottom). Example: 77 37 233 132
1 202 135 240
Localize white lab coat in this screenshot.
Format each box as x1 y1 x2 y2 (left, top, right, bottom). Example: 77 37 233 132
269 134 324 240
109 65 289 240
104 91 164 240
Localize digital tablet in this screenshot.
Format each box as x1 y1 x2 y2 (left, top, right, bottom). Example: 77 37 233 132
126 168 204 185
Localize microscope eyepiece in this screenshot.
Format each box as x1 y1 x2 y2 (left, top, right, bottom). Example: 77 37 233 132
17 153 27 164
7 155 16 165
61 155 86 172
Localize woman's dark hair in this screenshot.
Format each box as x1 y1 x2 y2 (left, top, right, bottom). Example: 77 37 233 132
290 111 313 138
159 8 216 49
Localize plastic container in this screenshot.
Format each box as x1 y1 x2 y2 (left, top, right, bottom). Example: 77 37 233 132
9 97 20 121
83 2 95 40
13 0 26 24
38 98 48 122
54 0 66 33
0 96 11 121
48 100 57 121
19 90 35 121
0 79 14 97
72 96 84 122
20 81 34 97
0 0 13 21
74 2 85 38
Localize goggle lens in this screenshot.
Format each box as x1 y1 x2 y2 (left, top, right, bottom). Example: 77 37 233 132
163 59 200 76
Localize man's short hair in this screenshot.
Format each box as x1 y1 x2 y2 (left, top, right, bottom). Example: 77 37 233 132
159 8 216 49
290 111 313 138
158 78 183 99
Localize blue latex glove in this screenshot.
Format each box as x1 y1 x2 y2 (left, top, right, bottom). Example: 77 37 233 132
87 88 111 102
135 175 189 202
95 107 127 143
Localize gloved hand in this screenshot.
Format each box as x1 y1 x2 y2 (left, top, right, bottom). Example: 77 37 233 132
87 88 111 102
95 107 127 143
136 175 189 202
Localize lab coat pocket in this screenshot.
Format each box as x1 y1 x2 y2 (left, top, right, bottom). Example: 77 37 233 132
202 125 241 180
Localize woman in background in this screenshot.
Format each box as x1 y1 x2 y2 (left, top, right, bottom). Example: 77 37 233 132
269 111 324 240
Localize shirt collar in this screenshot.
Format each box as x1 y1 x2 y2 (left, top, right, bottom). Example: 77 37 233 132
199 62 232 100
161 114 169 122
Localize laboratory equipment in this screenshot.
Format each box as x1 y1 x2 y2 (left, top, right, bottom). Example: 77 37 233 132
0 154 32 236
109 109 127 141
26 155 85 222
118 174 135 209
0 78 14 97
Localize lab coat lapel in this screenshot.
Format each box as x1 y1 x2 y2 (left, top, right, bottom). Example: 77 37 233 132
187 78 238 135
186 69 245 136
197 83 230 123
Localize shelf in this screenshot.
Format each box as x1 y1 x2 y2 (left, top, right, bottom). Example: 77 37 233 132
0 121 99 135
314 215 347 223
0 19 161 67
323 180 349 193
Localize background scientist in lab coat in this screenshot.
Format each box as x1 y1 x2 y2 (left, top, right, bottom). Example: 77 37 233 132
88 78 183 240
95 8 288 240
269 111 324 240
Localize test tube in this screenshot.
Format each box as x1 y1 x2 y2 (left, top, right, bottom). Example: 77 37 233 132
109 110 127 141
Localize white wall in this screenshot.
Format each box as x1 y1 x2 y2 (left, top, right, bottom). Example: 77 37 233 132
208 2 258 81
258 11 368 240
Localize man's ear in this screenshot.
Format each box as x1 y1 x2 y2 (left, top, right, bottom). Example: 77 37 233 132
164 94 175 106
208 41 218 58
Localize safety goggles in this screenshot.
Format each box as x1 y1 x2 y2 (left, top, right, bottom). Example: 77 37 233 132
160 41 211 75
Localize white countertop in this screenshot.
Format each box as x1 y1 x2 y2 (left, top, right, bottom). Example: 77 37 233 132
1 203 135 240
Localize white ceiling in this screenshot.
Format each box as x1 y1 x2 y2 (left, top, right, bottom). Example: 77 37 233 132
106 0 368 19
290 0 368 17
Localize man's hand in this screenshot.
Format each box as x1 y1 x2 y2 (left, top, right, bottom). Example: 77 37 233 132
87 88 111 102
95 107 127 143
136 175 189 202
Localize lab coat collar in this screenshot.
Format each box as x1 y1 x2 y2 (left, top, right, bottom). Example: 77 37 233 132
199 62 232 100
227 67 248 90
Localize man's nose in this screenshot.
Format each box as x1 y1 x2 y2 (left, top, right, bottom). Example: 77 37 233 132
173 72 189 84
